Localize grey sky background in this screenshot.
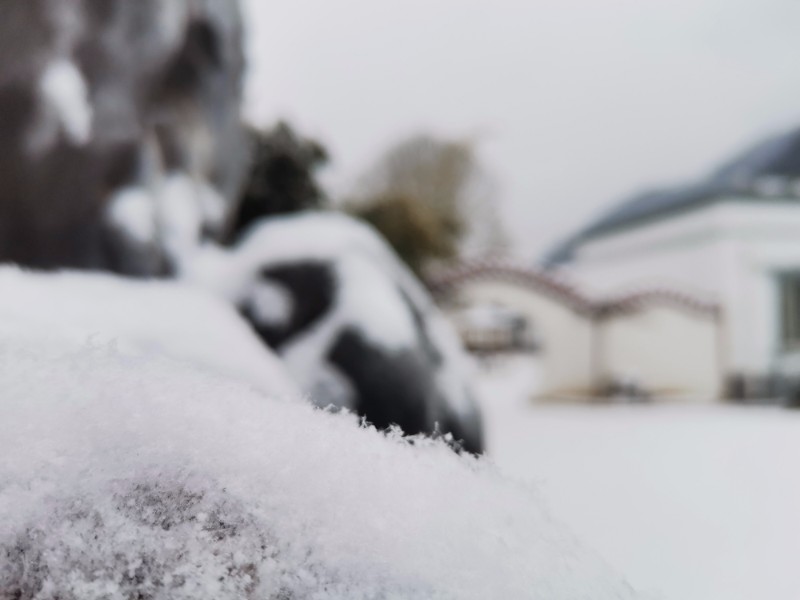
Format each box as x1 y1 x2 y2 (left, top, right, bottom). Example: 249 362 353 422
241 0 800 261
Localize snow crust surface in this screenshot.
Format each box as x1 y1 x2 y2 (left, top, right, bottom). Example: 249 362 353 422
0 270 638 599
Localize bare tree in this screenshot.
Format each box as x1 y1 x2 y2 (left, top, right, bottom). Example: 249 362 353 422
347 134 506 275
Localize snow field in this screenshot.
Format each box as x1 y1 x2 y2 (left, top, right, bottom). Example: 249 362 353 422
477 365 800 600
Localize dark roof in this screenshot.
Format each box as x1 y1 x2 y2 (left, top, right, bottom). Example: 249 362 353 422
544 126 800 267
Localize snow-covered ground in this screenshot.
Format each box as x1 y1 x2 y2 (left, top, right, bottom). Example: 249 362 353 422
6 266 798 598
0 269 636 599
477 357 800 600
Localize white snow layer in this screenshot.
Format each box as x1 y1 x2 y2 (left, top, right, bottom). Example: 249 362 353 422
38 58 93 145
0 267 298 399
0 270 638 599
107 186 159 245
104 171 230 271
159 173 228 263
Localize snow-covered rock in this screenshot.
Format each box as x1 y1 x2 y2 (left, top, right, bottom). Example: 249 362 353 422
0 266 298 399
0 320 637 599
185 212 485 454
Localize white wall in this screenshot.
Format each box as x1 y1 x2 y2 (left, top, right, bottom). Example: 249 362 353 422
598 305 722 399
562 200 800 379
444 281 595 398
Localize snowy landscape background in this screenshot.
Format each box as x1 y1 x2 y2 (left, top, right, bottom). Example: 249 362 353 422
2 1 800 598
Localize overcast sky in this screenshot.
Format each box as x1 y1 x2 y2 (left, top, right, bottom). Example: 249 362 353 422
241 0 800 261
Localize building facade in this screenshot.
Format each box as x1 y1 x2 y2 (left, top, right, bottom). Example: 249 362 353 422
547 127 800 403
430 262 721 401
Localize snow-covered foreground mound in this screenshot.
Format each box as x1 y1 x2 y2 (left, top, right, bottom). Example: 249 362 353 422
0 273 637 599
0 345 637 599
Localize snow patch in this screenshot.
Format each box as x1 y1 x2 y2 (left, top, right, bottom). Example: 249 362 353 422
38 58 93 146
158 173 230 266
334 253 418 350
107 186 158 244
155 1 190 51
196 180 228 232
159 173 205 261
247 279 294 327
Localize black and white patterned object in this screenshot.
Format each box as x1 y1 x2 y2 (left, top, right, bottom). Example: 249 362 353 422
197 212 484 454
0 0 245 275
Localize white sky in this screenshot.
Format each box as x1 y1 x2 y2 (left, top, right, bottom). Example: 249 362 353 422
242 0 800 261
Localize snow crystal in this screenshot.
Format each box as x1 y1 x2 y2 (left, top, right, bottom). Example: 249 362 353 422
0 330 638 599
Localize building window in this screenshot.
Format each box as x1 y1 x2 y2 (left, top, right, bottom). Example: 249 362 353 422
779 272 800 350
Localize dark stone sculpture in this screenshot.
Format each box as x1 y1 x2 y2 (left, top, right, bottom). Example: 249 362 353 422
0 0 246 275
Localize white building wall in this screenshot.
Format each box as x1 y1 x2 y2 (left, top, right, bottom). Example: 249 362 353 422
561 200 800 381
444 281 594 398
598 306 722 399
742 241 800 376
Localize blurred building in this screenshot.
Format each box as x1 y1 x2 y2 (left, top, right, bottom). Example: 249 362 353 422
449 302 539 355
430 262 721 402
546 126 800 404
